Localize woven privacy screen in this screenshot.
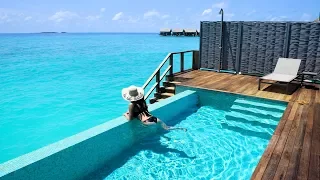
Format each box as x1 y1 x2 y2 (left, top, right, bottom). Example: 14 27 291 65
200 21 222 70
200 21 320 78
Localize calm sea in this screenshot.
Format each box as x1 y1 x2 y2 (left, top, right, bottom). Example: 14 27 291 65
0 33 199 163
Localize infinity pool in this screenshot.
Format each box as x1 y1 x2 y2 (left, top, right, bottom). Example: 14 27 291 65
86 88 287 180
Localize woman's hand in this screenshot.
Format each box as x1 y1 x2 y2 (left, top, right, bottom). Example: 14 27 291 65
124 103 134 120
123 112 129 120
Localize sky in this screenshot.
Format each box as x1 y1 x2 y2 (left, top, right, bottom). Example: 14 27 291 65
0 0 319 33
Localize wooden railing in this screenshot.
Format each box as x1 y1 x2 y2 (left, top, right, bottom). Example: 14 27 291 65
142 50 199 100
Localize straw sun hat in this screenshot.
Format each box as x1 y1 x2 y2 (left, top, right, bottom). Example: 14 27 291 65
122 85 144 102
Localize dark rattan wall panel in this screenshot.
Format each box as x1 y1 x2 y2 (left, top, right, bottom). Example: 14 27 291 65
200 21 319 78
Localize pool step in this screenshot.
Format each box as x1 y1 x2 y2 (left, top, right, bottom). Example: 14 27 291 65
222 117 273 133
230 104 283 118
234 99 286 111
156 98 166 102
164 87 175 93
221 119 273 139
160 92 174 98
226 111 279 126
222 97 285 137
149 81 177 104
163 81 181 87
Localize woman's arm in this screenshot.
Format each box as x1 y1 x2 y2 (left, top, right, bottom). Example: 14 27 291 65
124 103 134 120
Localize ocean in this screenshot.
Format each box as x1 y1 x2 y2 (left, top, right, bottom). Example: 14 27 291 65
0 33 199 163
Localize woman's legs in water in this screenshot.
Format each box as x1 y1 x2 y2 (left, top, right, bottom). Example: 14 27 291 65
141 117 187 131
157 119 187 131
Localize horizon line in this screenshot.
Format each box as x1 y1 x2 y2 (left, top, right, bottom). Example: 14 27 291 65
0 32 162 34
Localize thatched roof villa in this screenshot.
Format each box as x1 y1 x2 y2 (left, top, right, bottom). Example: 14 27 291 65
172 29 184 36
160 28 172 36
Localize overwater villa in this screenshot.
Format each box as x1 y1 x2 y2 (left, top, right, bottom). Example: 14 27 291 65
159 28 172 36
172 28 184 36
1 20 320 180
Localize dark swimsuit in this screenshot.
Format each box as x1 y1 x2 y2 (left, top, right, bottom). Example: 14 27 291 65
132 99 158 123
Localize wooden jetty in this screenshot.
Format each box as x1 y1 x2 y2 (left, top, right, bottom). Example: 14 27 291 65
142 50 320 179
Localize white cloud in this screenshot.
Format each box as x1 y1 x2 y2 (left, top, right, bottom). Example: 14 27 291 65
0 14 9 21
202 9 212 16
144 10 160 19
225 13 235 20
216 13 234 20
112 12 123 21
300 13 311 21
202 1 226 17
128 16 139 23
86 15 101 21
100 8 106 13
246 10 256 16
24 16 32 21
269 17 277 21
143 10 170 21
212 2 226 9
0 9 28 23
161 14 170 19
49 11 79 23
266 15 287 21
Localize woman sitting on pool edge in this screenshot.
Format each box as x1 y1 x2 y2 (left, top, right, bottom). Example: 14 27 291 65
122 85 187 131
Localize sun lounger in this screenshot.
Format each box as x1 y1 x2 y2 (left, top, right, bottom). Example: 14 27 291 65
258 58 301 94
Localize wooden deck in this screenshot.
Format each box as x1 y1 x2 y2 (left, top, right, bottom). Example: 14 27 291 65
174 70 320 180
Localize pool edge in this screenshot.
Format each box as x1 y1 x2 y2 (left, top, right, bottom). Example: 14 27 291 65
0 90 198 180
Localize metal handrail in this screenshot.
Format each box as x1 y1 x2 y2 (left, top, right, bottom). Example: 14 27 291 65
142 50 198 100
170 50 198 55
144 65 172 99
142 53 172 89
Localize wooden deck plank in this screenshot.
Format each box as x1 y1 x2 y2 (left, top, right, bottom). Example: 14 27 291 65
315 90 320 104
308 103 320 180
199 73 233 88
276 105 307 180
251 102 296 180
207 74 239 90
251 135 280 180
234 77 257 94
188 72 220 87
261 105 303 180
273 102 294 136
296 104 314 180
173 70 320 179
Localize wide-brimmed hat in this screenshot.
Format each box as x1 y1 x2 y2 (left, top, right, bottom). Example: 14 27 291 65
122 85 144 102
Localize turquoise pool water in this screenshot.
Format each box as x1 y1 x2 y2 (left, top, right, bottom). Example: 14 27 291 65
0 33 199 163
87 90 287 180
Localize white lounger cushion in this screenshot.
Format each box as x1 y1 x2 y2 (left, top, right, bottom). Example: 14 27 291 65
273 58 301 76
260 58 301 82
261 73 296 82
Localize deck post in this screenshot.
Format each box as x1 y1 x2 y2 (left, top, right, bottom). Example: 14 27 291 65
168 54 174 81
180 52 184 72
156 71 160 93
192 50 200 70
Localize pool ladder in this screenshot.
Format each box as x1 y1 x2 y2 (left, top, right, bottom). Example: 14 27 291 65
142 50 199 104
